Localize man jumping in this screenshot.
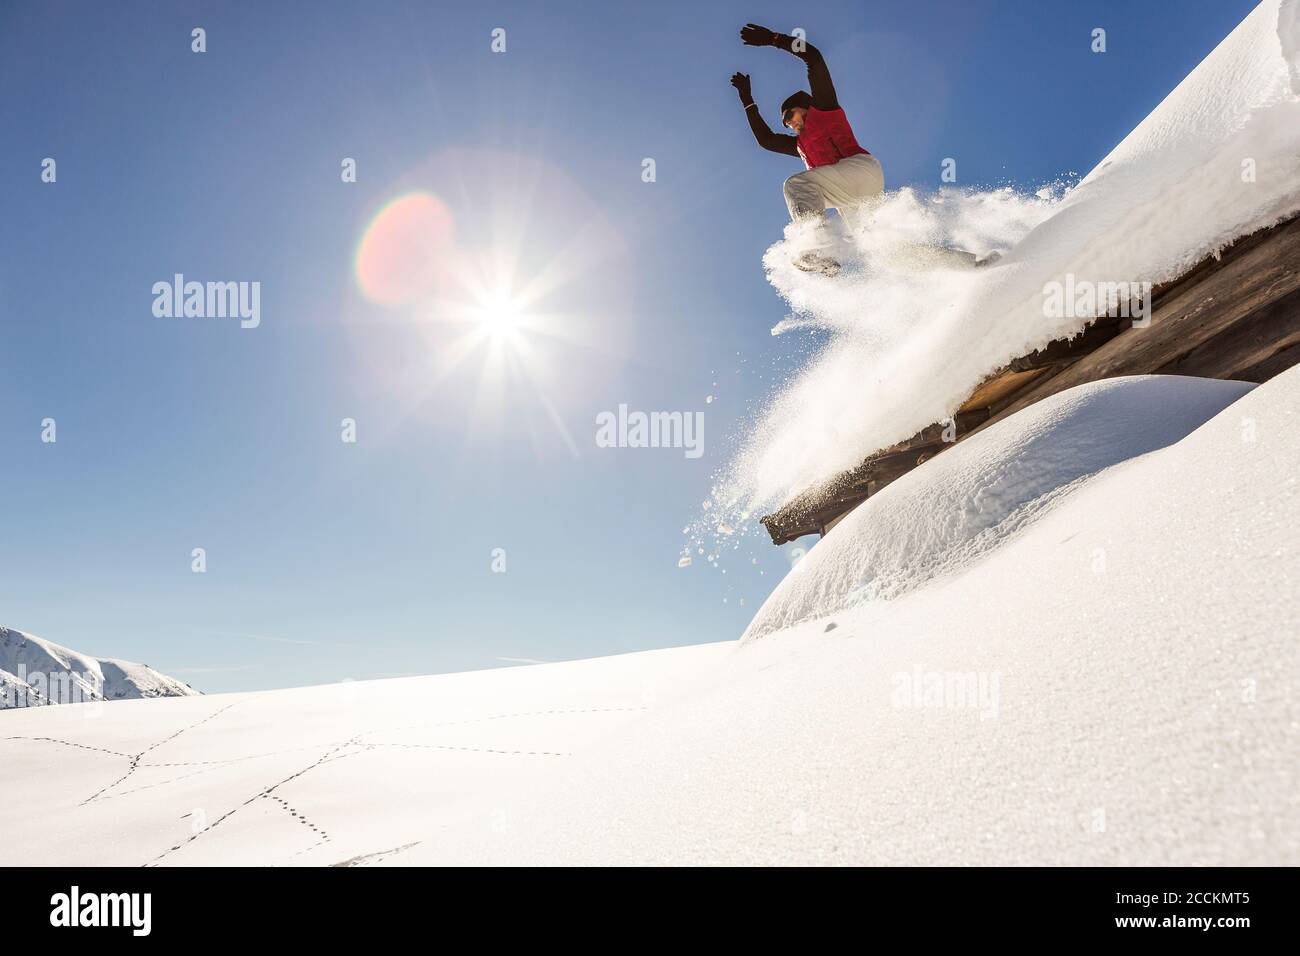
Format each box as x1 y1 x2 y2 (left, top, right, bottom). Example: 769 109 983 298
731 23 884 276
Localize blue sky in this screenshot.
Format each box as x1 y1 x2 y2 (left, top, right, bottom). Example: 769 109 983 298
0 0 1258 691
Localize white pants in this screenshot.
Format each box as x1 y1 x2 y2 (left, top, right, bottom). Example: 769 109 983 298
783 153 885 229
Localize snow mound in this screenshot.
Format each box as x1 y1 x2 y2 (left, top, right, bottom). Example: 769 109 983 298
0 626 197 708
715 0 1300 520
742 375 1255 640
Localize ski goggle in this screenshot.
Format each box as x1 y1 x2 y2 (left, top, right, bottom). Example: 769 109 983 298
782 108 797 127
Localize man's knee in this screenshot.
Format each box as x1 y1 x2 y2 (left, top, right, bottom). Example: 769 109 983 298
782 173 807 202
784 172 823 217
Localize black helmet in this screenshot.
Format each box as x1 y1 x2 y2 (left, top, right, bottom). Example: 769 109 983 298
780 91 813 125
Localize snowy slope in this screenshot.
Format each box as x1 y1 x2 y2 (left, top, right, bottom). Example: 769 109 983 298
417 364 1299 865
0 627 197 708
715 0 1300 518
0 642 733 866
1 366 1295 866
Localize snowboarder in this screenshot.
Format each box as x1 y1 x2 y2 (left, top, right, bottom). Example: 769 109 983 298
731 23 883 276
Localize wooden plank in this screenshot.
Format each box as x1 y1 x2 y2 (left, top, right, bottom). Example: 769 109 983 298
959 367 1052 411
1155 284 1300 381
1236 339 1300 383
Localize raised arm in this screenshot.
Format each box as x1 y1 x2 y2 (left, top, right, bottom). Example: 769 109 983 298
740 23 839 111
731 72 800 157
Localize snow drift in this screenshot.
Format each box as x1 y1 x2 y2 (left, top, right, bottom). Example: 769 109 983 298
741 375 1255 639
715 0 1300 519
0 626 196 708
2 365 1296 865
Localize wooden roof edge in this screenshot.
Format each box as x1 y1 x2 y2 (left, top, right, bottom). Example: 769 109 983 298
968 213 1300 436
758 213 1300 545
759 322 1123 543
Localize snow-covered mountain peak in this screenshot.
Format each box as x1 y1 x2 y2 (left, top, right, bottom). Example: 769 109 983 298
0 626 198 709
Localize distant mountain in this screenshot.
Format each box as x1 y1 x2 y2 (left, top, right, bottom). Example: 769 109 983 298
0 626 198 708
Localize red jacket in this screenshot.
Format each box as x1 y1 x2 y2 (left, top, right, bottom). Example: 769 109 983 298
797 107 869 170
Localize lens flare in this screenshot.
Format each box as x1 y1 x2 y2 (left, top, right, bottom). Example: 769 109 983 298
344 147 634 464
354 192 455 306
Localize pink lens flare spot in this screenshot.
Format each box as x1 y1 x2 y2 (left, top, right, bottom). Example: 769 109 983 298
355 192 456 306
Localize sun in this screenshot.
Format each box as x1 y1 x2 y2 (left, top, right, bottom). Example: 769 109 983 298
473 287 526 340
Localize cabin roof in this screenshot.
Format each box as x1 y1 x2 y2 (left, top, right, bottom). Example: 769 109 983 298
761 215 1300 545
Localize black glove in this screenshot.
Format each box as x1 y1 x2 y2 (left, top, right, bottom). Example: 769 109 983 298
730 72 753 101
740 23 777 47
